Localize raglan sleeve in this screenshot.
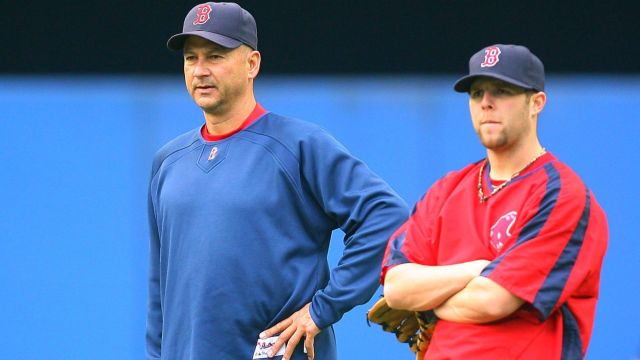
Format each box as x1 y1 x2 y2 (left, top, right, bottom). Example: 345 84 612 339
480 174 608 321
299 128 410 330
146 172 162 359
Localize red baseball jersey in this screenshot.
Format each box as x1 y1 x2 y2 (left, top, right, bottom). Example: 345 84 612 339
382 153 608 359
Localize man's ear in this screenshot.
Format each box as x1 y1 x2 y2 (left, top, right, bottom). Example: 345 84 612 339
247 50 261 80
531 91 547 116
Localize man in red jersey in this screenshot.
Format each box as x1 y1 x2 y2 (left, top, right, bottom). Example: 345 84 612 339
381 44 608 359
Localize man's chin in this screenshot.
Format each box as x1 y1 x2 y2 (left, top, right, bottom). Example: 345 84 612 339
480 137 508 151
199 102 230 116
478 132 507 150
195 99 221 111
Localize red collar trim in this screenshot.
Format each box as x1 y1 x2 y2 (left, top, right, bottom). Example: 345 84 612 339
200 103 267 141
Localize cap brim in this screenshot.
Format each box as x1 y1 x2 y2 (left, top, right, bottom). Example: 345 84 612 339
167 31 243 51
453 73 538 93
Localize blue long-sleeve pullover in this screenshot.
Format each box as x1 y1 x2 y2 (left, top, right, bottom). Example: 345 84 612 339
146 111 408 359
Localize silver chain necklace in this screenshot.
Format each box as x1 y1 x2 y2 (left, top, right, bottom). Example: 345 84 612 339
477 148 547 203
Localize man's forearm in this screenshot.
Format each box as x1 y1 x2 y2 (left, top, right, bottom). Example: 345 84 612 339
383 260 489 311
434 276 525 323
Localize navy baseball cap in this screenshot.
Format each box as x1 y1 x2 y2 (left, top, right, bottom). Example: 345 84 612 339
454 44 545 93
167 2 258 51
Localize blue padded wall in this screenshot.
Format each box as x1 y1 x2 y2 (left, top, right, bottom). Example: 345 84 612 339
0 76 637 359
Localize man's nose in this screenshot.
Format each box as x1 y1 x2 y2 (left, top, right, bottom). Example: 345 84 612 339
480 92 494 109
192 59 210 77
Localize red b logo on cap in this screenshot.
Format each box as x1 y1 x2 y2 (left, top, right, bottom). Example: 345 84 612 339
193 4 212 25
481 47 501 67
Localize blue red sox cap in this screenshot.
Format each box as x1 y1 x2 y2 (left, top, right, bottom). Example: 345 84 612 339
454 44 545 93
167 2 258 51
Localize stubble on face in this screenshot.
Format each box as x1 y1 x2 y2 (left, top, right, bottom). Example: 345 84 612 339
477 103 531 150
469 80 533 152
183 38 250 117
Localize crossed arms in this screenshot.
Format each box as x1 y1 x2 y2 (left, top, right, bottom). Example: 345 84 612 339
383 260 525 323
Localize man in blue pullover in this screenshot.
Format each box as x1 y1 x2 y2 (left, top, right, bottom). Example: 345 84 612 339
146 3 409 359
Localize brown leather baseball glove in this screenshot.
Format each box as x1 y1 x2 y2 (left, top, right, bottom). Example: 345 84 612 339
367 297 437 360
